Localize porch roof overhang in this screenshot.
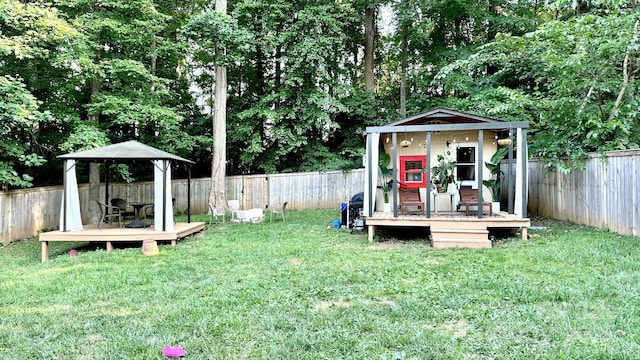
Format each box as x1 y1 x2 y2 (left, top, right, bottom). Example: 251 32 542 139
366 108 528 134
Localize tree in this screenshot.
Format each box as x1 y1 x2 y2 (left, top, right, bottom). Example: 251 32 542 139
0 1 76 189
433 8 639 171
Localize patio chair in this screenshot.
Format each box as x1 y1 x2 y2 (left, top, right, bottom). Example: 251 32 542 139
97 200 122 229
399 188 424 215
270 201 288 222
227 200 240 220
111 198 134 221
458 188 492 216
209 203 225 225
143 198 176 225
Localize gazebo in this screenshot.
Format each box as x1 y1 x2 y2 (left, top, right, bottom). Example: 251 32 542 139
39 140 205 261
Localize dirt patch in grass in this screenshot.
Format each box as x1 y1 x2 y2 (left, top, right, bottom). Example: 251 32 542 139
289 258 304 266
312 300 351 311
437 319 469 338
368 240 418 250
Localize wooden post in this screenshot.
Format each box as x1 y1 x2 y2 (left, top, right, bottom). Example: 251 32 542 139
41 241 49 262
368 225 376 242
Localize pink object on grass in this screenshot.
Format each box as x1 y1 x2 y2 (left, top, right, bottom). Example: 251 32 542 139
162 345 187 357
68 250 78 257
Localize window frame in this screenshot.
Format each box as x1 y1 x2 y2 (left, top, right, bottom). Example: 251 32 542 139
455 144 477 183
399 155 427 188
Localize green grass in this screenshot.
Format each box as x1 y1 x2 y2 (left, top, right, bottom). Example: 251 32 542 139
1 211 639 359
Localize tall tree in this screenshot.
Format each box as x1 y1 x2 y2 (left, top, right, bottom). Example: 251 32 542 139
364 4 376 93
211 0 228 213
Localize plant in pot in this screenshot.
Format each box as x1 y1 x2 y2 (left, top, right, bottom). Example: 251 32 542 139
431 152 457 193
482 147 509 212
377 152 394 211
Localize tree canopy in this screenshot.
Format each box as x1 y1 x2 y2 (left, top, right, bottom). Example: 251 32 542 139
1 0 637 189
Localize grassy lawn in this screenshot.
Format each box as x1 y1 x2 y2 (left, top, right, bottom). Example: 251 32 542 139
1 210 639 359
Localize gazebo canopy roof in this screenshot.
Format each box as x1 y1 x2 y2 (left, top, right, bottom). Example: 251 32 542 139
58 140 194 164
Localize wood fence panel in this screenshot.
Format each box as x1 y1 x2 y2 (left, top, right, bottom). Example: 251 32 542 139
1 169 366 244
528 149 639 237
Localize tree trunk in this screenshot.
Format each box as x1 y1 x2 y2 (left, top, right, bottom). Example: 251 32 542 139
400 32 407 118
209 0 228 211
87 77 101 224
364 5 375 93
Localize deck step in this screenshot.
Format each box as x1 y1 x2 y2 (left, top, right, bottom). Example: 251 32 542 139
431 229 489 240
430 228 491 249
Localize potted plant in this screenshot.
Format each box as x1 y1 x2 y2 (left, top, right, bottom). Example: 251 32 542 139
482 147 509 212
377 152 394 211
431 151 457 192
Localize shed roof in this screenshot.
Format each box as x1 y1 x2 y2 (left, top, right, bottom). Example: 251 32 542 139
387 108 503 126
58 140 195 164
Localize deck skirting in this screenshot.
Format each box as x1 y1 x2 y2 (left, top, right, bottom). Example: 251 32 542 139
38 222 205 262
365 212 529 248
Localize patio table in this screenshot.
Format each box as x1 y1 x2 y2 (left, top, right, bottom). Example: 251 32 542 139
126 202 153 228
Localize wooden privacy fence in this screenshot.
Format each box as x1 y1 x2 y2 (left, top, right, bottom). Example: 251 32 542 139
4 150 639 244
1 169 365 244
528 149 639 237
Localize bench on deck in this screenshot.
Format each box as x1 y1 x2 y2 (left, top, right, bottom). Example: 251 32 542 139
458 188 492 216
399 188 424 215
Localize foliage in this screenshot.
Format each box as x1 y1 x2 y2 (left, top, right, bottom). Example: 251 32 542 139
0 76 49 188
430 151 457 192
482 146 509 201
2 213 640 358
377 152 394 202
433 9 640 172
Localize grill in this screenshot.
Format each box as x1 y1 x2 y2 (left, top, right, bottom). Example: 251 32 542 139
341 192 365 233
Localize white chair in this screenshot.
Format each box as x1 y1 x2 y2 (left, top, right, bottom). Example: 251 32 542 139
270 202 288 222
209 203 225 225
227 200 240 220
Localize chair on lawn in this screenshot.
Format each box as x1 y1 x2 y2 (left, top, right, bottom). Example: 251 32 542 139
458 188 492 216
97 200 122 229
270 202 288 222
209 203 225 225
399 188 424 215
227 200 240 220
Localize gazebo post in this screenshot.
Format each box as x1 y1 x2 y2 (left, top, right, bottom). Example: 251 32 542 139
187 165 192 223
105 161 110 213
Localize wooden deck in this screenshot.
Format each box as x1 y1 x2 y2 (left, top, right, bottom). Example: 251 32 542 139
38 222 206 262
365 211 530 248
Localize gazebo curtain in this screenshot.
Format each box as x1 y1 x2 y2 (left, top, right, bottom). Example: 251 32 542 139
60 160 83 231
154 160 174 231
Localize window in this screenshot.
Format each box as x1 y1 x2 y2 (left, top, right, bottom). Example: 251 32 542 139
456 146 475 181
400 156 427 188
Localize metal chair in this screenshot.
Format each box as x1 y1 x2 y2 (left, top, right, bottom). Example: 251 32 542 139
270 202 288 222
97 200 122 229
209 203 225 225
